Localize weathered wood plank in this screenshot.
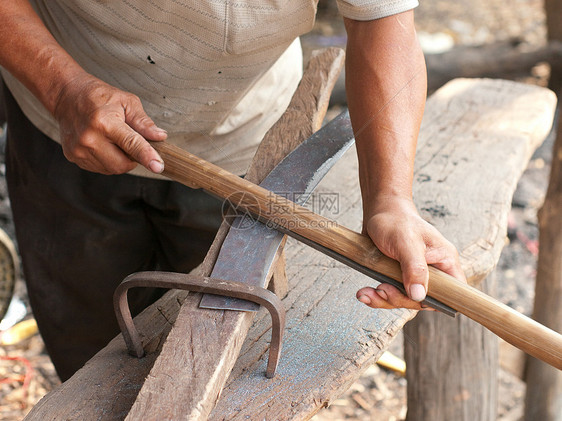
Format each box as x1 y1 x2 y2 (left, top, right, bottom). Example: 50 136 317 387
209 144 416 420
24 288 187 420
25 76 556 420
209 78 557 420
267 237 289 299
23 47 345 421
405 78 556 421
404 275 499 421
415 78 556 283
124 47 345 421
147 100 562 368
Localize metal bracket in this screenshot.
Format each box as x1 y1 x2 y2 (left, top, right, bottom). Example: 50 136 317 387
113 271 285 378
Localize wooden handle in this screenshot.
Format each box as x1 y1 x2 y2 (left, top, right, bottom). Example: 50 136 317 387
428 266 562 369
153 141 562 370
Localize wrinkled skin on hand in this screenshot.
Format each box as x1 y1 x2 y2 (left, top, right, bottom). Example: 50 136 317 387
357 197 467 311
53 75 167 175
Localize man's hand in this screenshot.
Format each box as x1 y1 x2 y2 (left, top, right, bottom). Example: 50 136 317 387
343 12 465 310
54 76 167 175
0 1 166 175
356 196 466 311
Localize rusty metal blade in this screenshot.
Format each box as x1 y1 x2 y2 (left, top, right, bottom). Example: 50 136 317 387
199 110 355 311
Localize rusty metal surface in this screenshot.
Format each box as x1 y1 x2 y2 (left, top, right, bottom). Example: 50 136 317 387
113 271 285 378
199 110 355 311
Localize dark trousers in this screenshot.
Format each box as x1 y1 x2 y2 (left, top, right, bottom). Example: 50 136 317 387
3 86 223 381
0 79 5 126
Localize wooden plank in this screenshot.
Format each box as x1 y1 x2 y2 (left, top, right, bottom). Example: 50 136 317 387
404 274 499 421
208 78 557 420
124 48 345 421
209 144 416 420
425 40 562 93
25 76 557 420
24 288 187 420
149 81 562 368
416 78 556 283
23 47 345 421
405 78 557 421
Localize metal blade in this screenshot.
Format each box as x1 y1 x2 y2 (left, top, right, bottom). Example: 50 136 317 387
200 110 355 311
199 110 457 317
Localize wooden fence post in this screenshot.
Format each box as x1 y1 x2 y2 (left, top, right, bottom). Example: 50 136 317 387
524 2 562 420
524 108 562 421
404 273 498 421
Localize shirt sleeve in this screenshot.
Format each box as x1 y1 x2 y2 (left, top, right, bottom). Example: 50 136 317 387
336 0 419 21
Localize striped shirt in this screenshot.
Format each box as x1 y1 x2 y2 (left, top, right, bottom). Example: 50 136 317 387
1 0 418 176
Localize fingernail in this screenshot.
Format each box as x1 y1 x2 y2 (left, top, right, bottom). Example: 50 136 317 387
375 289 388 301
155 127 167 134
149 160 164 174
409 284 426 302
358 295 371 305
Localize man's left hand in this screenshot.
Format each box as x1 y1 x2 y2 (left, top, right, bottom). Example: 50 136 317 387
356 196 466 311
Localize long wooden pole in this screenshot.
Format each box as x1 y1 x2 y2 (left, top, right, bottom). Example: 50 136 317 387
153 141 562 370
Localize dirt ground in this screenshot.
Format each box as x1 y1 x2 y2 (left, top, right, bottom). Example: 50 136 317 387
0 0 556 419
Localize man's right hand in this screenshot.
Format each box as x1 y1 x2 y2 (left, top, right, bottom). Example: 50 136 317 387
1 1 166 176
54 75 167 175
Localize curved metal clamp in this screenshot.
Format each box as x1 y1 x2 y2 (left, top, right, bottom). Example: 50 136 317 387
114 271 285 378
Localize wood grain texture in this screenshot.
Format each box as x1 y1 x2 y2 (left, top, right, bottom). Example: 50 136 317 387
245 48 345 184
209 145 416 420
267 237 289 299
415 78 556 283
425 40 562 93
124 47 345 421
24 289 187 420
208 78 557 420
150 79 562 370
406 78 558 421
405 273 499 421
24 76 558 420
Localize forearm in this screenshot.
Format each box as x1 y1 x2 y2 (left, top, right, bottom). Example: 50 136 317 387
0 0 86 115
344 11 426 220
344 11 465 307
0 0 166 175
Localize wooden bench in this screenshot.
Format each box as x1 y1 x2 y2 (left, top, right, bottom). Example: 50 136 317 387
24 49 557 420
